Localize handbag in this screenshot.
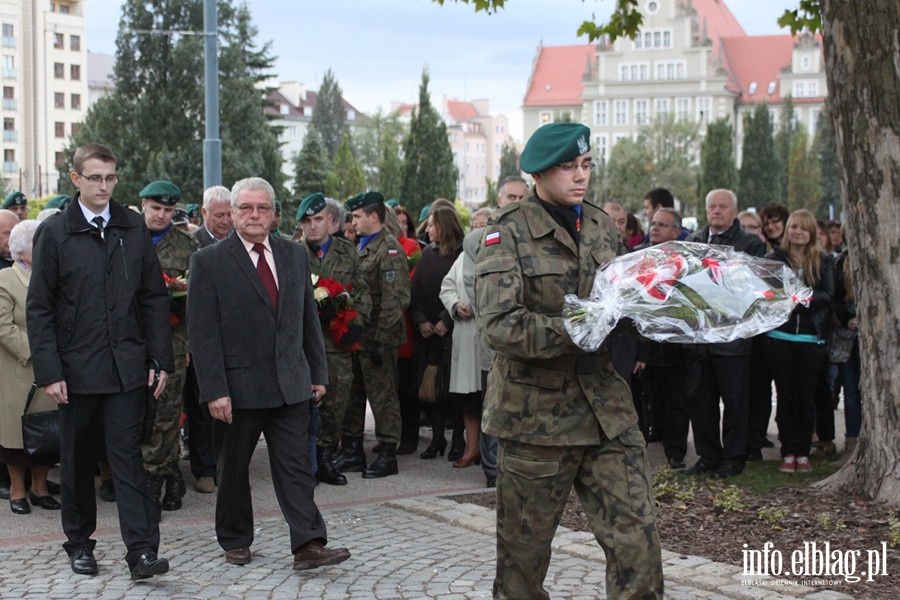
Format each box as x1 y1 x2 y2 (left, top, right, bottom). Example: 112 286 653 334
21 384 61 456
418 364 438 403
827 326 856 364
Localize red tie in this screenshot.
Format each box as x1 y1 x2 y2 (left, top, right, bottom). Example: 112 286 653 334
253 243 278 311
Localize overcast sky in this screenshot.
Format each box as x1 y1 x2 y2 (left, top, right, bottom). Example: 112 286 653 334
85 0 792 142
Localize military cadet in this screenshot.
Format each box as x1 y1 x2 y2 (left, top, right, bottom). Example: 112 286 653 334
475 123 663 599
332 191 409 478
140 180 200 512
43 194 72 212
296 193 371 485
3 191 28 220
185 203 202 227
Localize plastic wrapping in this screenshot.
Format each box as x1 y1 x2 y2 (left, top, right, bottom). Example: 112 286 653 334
564 241 812 350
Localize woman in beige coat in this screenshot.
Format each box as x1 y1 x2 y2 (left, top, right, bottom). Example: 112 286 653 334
0 219 59 514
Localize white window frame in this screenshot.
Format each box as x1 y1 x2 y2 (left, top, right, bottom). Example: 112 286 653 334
594 134 609 161
594 100 609 126
614 100 629 126
696 97 712 123
655 98 670 116
675 97 691 121
634 99 649 126
539 111 553 125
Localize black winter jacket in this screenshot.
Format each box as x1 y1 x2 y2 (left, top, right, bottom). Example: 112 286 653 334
27 196 174 394
766 247 834 340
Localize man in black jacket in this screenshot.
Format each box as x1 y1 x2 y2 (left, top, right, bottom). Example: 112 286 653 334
27 143 175 580
685 189 766 478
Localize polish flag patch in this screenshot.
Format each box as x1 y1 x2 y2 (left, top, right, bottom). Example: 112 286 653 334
485 231 501 246
387 248 398 256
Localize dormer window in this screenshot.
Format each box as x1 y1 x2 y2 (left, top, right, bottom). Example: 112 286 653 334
801 56 811 72
767 81 777 95
280 104 289 115
748 81 758 95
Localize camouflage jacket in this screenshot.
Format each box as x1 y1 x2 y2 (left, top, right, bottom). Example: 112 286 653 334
475 194 637 445
357 229 410 349
155 225 199 357
300 235 372 353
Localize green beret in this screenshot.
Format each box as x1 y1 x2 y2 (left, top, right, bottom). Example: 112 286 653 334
185 203 200 218
297 193 326 220
345 191 384 212
139 180 182 206
2 191 26 209
385 199 399 208
44 194 72 210
419 204 431 223
519 123 592 174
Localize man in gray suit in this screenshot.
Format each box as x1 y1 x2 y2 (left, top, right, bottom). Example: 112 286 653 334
187 177 350 570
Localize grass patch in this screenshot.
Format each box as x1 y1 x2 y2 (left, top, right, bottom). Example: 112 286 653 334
670 454 842 494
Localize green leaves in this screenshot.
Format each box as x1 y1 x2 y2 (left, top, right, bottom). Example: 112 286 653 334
777 1 823 34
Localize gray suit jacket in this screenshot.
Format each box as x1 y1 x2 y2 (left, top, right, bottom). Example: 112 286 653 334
187 233 328 409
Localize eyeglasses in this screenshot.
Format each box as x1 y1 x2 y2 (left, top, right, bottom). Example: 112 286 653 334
742 224 761 231
235 203 274 215
650 220 677 229
556 161 594 173
79 173 118 186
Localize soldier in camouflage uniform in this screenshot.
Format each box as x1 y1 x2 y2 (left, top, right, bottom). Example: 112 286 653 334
475 123 663 599
296 193 371 486
332 191 409 479
140 180 199 512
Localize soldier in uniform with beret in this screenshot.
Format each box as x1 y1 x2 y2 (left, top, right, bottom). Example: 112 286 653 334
139 180 200 513
3 191 28 220
296 193 371 486
331 191 409 478
475 123 663 599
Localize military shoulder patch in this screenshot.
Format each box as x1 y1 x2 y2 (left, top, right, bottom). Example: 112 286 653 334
387 248 398 256
385 270 396 283
485 231 501 246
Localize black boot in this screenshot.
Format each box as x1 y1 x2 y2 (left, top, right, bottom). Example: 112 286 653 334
331 437 367 473
161 466 186 511
146 474 163 513
362 443 399 479
315 446 347 486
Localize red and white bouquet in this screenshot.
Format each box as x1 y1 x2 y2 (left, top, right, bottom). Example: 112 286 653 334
311 274 363 352
564 241 812 350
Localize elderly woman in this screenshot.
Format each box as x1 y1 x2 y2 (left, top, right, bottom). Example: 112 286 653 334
0 220 60 514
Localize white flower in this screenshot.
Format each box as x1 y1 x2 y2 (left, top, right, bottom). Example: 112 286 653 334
314 287 330 302
311 274 319 285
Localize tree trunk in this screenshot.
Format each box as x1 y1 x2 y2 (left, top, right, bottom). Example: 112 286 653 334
814 0 900 505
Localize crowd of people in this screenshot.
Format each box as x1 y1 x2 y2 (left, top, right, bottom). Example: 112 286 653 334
0 128 861 599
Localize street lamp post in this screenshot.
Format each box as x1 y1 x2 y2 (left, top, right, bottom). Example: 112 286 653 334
203 0 221 189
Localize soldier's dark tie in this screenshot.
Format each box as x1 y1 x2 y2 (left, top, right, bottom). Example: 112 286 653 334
92 216 105 239
253 242 278 311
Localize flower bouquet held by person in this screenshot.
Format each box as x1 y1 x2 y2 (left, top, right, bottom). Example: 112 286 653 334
163 271 188 326
565 241 813 350
311 274 363 352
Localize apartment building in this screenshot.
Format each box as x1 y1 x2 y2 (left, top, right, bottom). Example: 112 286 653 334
523 0 827 165
1 0 88 196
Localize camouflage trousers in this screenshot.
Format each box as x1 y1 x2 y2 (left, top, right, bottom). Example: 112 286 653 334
316 351 354 449
341 348 401 444
141 362 186 477
494 427 663 600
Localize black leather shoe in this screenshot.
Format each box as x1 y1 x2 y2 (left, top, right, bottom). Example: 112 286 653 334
714 462 744 479
161 467 186 511
70 548 98 575
667 457 686 470
331 438 366 472
28 491 61 510
315 446 347 486
0 480 9 500
447 445 464 462
46 480 61 495
746 449 763 462
684 459 718 475
362 444 399 479
485 477 497 488
98 478 116 502
420 440 446 459
10 497 30 514
130 552 169 580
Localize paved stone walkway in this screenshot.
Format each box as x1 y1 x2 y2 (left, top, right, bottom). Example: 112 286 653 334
0 495 855 599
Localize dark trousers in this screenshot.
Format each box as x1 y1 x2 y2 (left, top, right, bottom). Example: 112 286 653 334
184 363 217 479
689 354 750 467
213 402 326 554
644 365 689 461
59 389 160 568
747 336 774 453
479 370 498 480
765 337 825 457
813 359 835 442
397 357 420 447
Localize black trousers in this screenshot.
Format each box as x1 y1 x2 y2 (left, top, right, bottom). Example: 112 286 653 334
747 336 774 453
213 402 326 554
59 388 160 568
644 365 689 462
765 337 826 457
184 362 217 479
689 354 750 467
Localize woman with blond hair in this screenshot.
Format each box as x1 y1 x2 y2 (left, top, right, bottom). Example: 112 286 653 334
764 210 834 474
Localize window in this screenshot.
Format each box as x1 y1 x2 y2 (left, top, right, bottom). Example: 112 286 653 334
71 93 81 110
279 103 288 115
594 134 609 160
539 111 553 125
748 81 758 95
2 117 13 142
70 64 80 80
58 4 70 14
663 30 672 47
71 123 81 137
696 97 712 123
1 23 13 48
55 122 65 137
801 56 811 72
793 80 820 98
70 35 80 52
634 99 649 126
54 33 64 49
594 100 608 126
614 100 628 126
55 152 64 168
54 62 65 78
620 62 650 82
55 92 65 108
675 97 691 121
613 133 630 146
656 61 686 80
767 81 777 95
347 109 355 120
2 86 12 99
655 98 669 116
1 24 12 38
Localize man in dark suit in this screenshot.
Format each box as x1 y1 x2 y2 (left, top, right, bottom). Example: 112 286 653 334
187 177 350 570
193 185 233 248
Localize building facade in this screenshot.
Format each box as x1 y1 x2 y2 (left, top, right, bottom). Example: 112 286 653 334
1 0 88 197
523 0 827 168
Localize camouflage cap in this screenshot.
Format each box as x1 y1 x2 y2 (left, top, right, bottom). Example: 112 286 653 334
297 192 326 220
44 194 72 210
2 191 26 209
139 180 182 205
519 123 592 175
345 191 384 212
